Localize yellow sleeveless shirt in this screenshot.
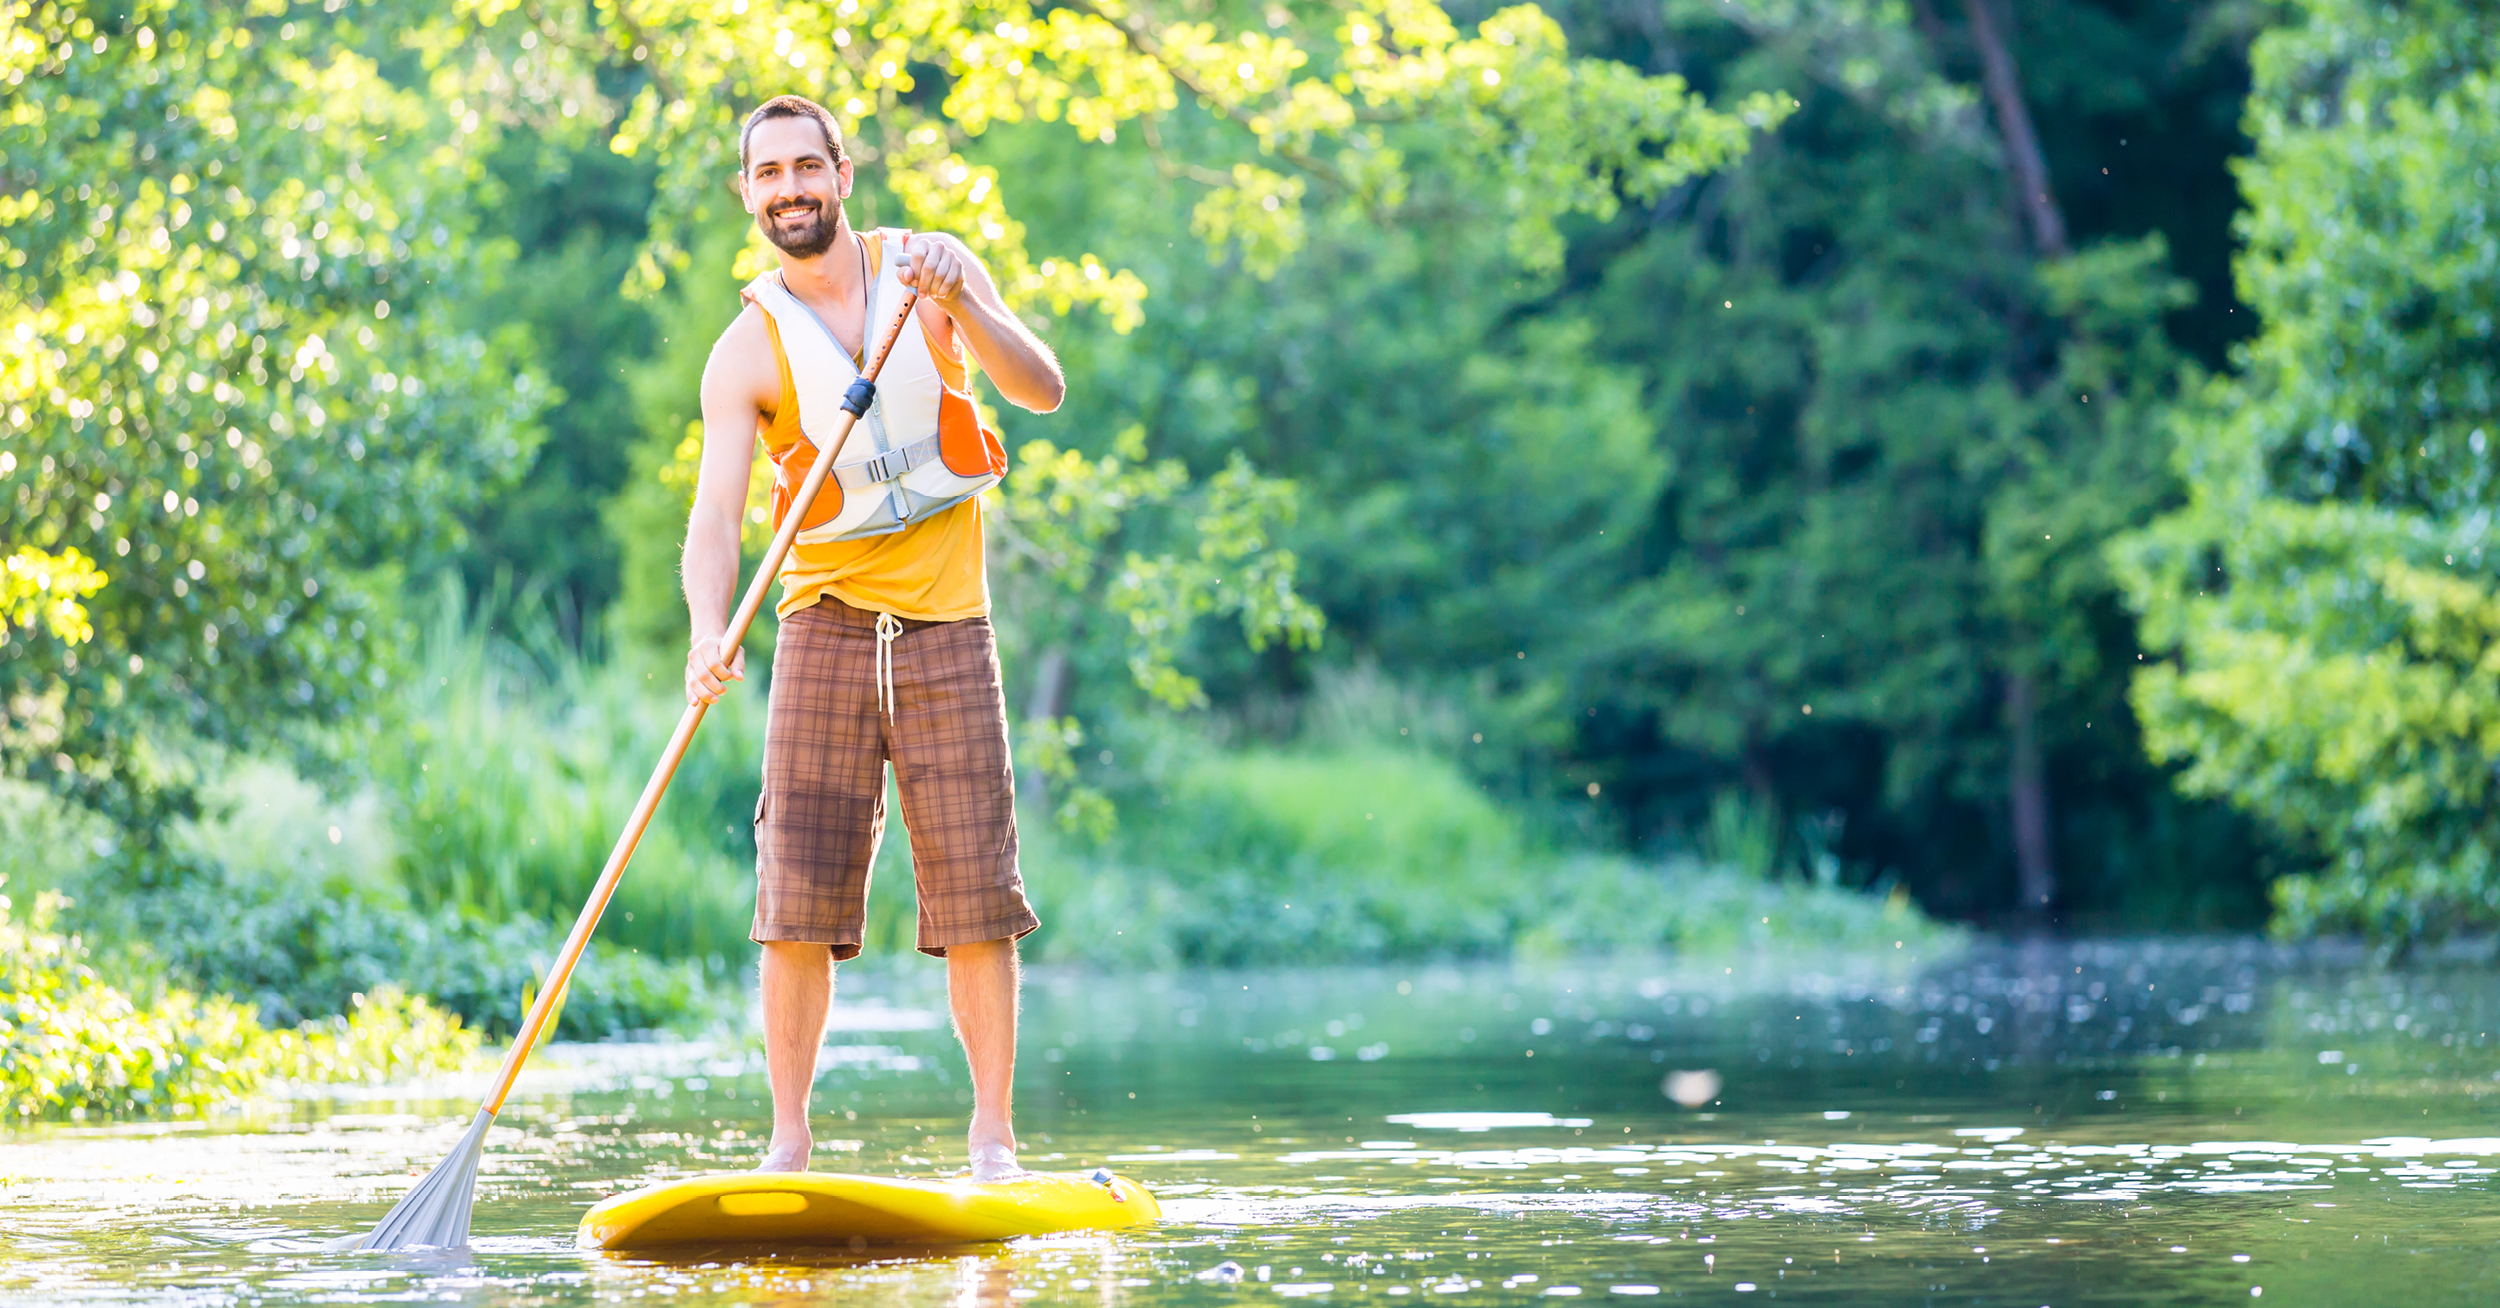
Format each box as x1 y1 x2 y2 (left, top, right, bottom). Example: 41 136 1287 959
755 238 991 623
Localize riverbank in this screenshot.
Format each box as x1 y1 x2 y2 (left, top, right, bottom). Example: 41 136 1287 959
0 679 1951 1107
1 763 1946 1124
0 603 1953 1119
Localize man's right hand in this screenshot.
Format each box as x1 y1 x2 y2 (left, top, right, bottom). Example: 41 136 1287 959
686 634 747 706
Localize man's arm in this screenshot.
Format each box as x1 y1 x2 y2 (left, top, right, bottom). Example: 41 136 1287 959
900 233 1067 413
682 307 775 706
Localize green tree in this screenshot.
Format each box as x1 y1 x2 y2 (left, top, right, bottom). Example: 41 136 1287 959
1 1 539 833
967 0 2251 926
939 100 1689 824
452 130 662 637
1506 0 2259 922
544 0 1782 802
2114 0 2500 945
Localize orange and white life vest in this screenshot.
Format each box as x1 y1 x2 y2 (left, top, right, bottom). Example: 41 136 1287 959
743 229 1007 543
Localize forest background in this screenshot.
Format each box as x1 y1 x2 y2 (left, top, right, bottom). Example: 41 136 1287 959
6 0 2499 1112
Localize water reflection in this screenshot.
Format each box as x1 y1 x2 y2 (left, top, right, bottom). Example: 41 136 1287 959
4 940 2499 1304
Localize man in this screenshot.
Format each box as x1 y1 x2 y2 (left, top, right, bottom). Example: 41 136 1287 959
681 94 1063 1181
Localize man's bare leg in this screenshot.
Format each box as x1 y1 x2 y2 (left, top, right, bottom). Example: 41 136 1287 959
758 940 833 1172
947 938 1023 1181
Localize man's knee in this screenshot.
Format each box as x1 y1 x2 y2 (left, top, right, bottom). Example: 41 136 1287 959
759 940 835 973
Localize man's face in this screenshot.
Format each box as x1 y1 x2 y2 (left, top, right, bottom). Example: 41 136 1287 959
742 115 850 259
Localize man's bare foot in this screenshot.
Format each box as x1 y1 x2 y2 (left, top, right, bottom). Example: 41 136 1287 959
967 1133 1025 1183
756 1130 812 1173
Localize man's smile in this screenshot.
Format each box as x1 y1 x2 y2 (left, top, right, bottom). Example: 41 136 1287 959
755 186 838 257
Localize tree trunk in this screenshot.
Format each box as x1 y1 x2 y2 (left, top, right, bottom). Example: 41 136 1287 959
1016 646 1071 807
1741 725 1776 803
1931 0 2067 922
1907 0 1949 50
2006 670 2056 917
1959 0 2068 256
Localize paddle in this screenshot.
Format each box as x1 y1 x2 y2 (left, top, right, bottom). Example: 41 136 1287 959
344 280 924 1253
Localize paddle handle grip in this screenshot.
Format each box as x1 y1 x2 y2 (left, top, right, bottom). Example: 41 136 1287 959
477 289 923 1116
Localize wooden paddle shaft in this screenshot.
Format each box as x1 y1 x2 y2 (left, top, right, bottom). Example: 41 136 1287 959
478 287 924 1117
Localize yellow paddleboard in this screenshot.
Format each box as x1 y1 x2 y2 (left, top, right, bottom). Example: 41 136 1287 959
577 1169 1160 1249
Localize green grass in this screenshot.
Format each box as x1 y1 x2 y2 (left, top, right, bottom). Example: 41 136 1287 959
0 586 753 1039
1010 747 1953 968
358 600 1954 974
1030 748 1527 963
24 756 741 1039
3 598 1948 1050
375 589 763 963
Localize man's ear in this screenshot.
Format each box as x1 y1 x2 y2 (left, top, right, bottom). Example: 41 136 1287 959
727 171 747 205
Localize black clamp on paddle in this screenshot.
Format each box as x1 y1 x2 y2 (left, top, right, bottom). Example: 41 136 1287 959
840 378 876 417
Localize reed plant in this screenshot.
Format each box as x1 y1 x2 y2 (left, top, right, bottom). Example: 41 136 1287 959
4 588 752 1038
374 586 763 964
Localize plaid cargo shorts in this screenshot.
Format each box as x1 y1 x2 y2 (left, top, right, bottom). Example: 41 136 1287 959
752 597 1038 959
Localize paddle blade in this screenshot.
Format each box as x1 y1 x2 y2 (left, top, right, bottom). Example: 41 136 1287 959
341 1108 494 1251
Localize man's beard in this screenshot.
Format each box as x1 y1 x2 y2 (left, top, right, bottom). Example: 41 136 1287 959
760 199 837 258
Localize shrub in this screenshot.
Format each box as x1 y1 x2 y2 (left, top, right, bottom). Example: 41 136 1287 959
30 759 740 1040
81 849 738 1041
0 878 478 1122
1018 747 1954 967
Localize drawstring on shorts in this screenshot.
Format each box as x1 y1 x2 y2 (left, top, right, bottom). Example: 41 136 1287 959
874 611 902 722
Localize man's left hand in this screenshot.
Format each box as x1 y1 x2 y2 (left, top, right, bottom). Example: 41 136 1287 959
889 229 1066 414
897 233 973 308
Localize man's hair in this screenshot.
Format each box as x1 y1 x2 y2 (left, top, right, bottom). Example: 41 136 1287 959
740 95 844 174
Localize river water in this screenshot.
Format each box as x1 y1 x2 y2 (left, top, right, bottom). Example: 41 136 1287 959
5 940 2499 1305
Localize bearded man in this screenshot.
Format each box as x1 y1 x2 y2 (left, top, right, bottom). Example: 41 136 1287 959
682 95 1061 1181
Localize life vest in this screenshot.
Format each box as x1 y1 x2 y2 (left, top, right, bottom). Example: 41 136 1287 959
742 229 1008 544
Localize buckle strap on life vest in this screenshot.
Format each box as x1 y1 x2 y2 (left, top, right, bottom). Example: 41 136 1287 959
834 429 943 492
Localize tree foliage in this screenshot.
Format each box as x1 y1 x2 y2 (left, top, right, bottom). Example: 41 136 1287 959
541 0 1783 832
2115 0 2500 945
1 1 539 830
4 0 2320 951
561 0 1785 296
988 0 2254 919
